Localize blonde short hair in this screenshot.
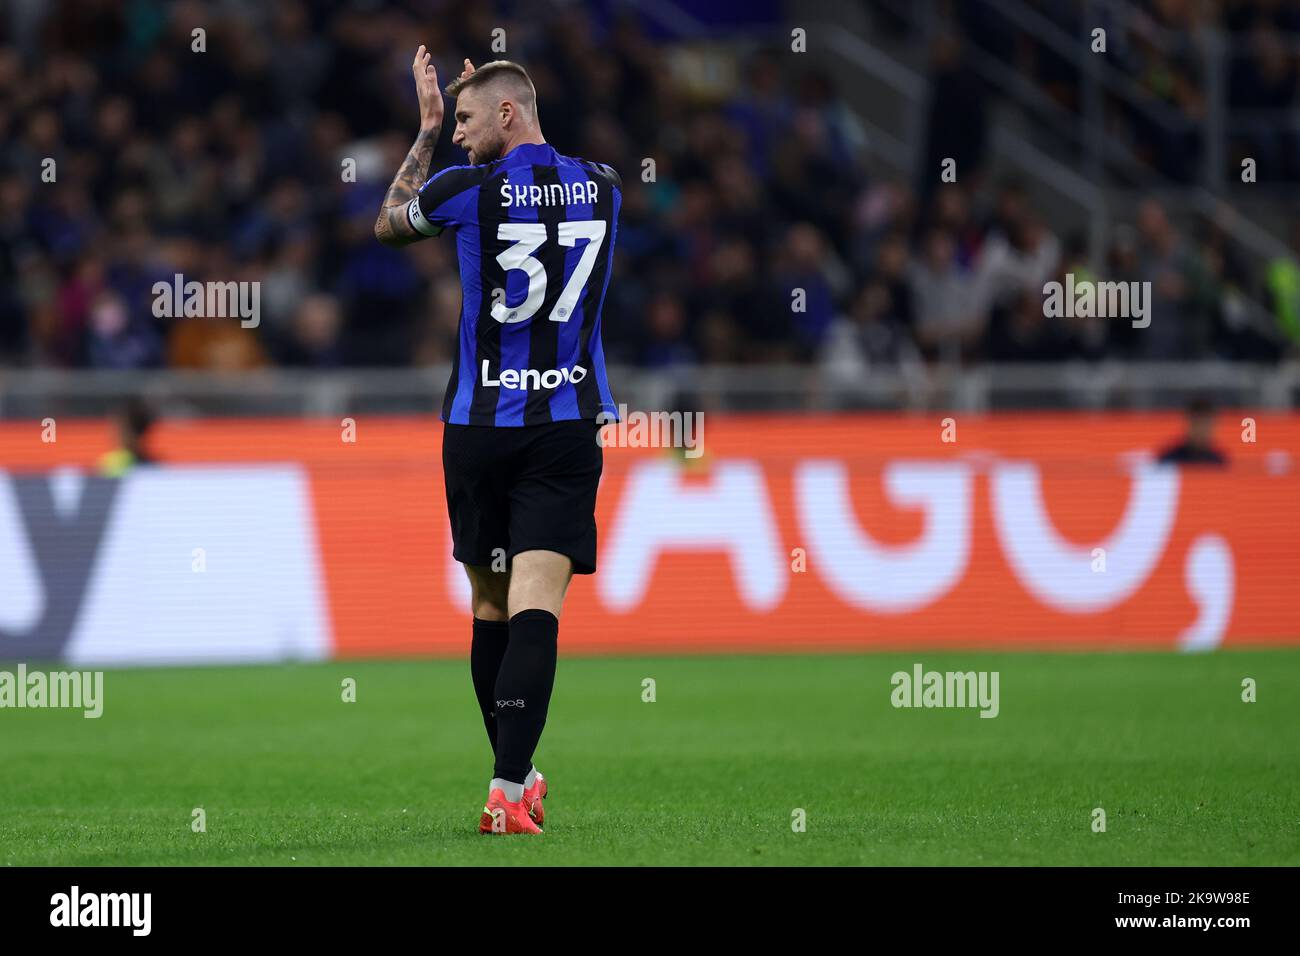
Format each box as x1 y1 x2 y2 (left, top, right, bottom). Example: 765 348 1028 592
445 60 537 120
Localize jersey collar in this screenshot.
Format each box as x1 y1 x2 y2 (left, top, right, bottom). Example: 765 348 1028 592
498 142 556 166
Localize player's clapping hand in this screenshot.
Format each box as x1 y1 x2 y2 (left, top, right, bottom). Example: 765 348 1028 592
413 45 443 131
458 58 476 83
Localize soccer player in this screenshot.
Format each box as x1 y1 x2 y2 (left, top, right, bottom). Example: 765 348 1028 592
375 50 620 834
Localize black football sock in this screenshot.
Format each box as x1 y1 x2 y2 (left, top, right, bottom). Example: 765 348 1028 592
470 618 511 754
492 609 558 784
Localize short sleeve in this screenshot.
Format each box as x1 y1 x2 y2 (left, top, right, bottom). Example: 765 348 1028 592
408 165 484 237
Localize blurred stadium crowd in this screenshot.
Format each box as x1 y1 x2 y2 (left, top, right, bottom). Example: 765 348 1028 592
1 0 1298 378
919 0 1300 184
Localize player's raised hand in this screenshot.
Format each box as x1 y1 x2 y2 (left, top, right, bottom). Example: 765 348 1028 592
458 58 476 83
412 45 443 131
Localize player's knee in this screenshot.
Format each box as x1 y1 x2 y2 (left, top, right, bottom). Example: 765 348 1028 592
467 566 510 620
508 550 572 618
472 594 509 621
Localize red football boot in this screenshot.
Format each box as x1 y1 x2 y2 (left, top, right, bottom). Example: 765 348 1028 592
522 771 548 827
479 788 543 834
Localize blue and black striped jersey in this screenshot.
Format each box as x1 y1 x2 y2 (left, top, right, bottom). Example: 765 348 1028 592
409 142 620 426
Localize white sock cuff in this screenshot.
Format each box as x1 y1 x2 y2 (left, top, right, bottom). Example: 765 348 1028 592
490 777 525 803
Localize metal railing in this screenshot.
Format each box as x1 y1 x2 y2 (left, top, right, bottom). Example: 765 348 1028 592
1 362 1295 419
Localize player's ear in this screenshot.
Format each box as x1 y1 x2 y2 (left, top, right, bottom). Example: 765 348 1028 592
499 99 514 128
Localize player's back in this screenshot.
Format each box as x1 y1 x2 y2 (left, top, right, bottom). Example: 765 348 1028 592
411 142 621 427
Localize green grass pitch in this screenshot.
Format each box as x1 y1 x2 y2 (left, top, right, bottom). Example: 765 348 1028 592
2 651 1297 866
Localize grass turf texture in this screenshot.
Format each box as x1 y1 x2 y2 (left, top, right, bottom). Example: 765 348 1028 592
1 651 1297 866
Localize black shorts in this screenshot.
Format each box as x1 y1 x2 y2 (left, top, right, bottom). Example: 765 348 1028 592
442 418 604 575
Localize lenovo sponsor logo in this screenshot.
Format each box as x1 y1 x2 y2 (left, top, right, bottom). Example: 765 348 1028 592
480 360 588 390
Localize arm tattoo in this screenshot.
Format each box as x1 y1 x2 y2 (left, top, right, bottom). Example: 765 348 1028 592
374 126 440 246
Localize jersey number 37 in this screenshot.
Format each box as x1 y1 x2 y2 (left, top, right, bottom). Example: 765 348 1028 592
492 221 607 324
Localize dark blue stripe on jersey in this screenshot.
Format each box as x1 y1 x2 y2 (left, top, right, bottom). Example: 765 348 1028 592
522 165 568 426
467 161 512 425
545 163 596 421
590 196 618 416
573 162 619 420
591 170 620 417
446 207 486 424
446 216 486 425
439 167 493 424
